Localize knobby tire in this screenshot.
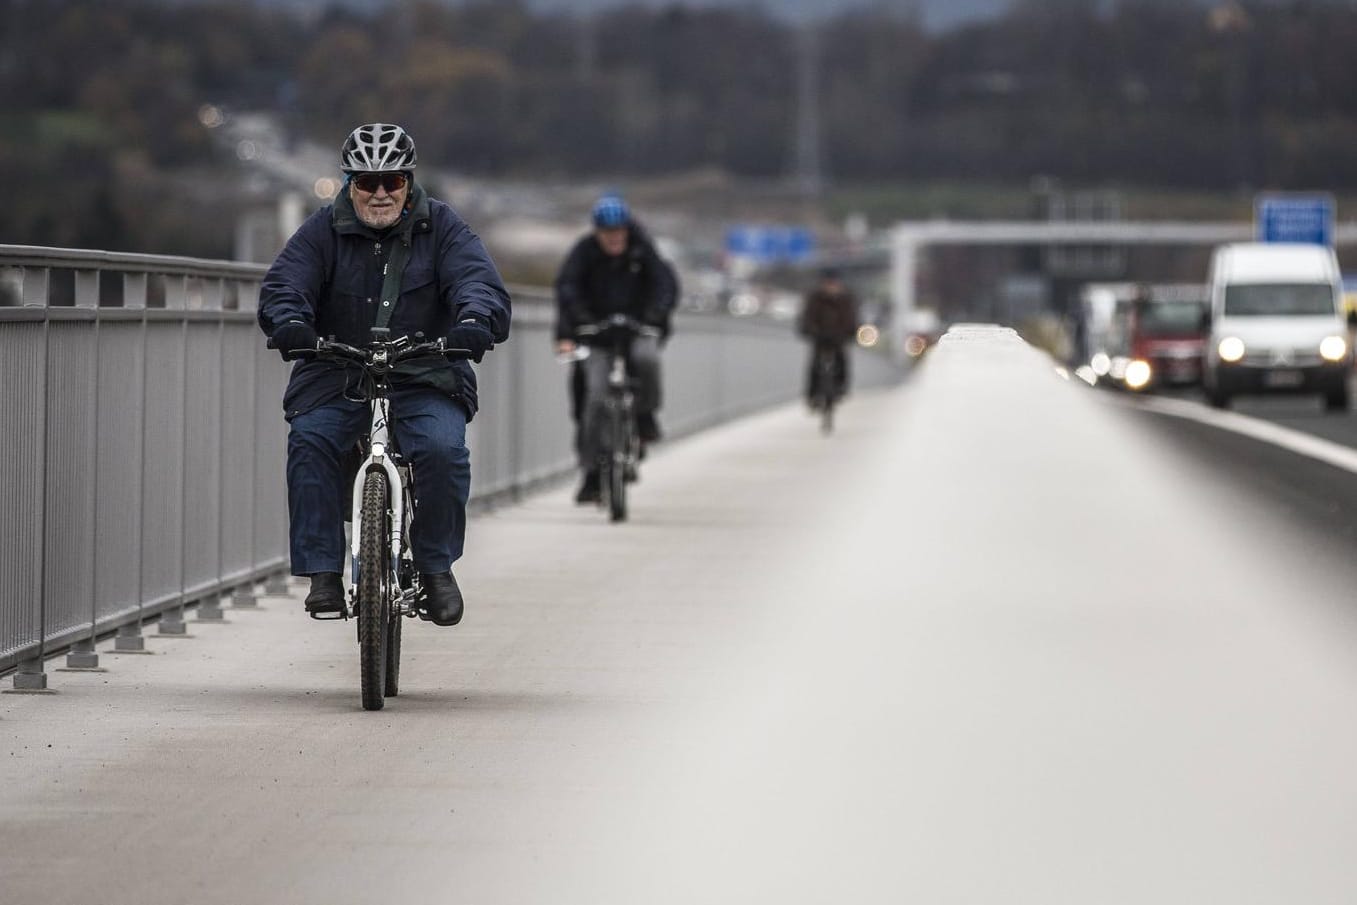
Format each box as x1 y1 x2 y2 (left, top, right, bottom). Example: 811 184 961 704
608 404 628 522
358 472 390 711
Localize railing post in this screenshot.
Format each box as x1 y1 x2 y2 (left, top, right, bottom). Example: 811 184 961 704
9 656 49 692
232 582 258 608
65 638 99 669
161 315 190 639
114 623 146 652
72 294 102 669
264 571 290 596
158 604 188 635
233 336 261 609
195 591 227 622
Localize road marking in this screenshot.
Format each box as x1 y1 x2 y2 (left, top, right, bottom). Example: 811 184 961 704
1124 394 1357 475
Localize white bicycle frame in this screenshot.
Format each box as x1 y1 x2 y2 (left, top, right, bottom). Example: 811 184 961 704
348 396 407 589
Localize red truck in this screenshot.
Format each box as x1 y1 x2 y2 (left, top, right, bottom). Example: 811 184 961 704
1108 284 1209 392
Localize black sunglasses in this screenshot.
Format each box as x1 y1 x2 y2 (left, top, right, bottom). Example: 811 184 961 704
351 172 409 194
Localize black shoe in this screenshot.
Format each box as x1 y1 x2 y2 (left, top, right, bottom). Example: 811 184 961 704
636 412 661 443
418 571 464 626
304 572 345 619
575 469 601 504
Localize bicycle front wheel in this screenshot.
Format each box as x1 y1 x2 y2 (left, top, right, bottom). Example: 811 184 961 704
357 472 390 711
608 407 629 522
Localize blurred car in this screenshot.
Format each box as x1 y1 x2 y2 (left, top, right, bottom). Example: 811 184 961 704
1084 283 1207 392
900 308 944 359
1119 288 1209 391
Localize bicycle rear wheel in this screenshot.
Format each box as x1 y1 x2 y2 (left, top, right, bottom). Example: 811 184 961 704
357 472 390 711
816 353 836 435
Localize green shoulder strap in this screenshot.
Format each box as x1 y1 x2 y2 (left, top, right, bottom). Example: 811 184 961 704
373 237 413 331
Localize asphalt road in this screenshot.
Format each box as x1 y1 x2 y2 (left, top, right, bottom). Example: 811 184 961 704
6 328 1357 904
1156 376 1357 448
1105 379 1357 549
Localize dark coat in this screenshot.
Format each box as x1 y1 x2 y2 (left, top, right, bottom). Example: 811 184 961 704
257 182 511 421
553 222 679 341
799 286 859 345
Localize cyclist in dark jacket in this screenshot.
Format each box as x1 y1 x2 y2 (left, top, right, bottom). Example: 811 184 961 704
258 123 511 625
554 195 678 503
798 268 860 407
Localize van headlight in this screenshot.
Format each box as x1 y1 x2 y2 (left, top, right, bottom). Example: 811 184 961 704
1320 335 1348 362
1217 336 1246 363
1124 359 1153 390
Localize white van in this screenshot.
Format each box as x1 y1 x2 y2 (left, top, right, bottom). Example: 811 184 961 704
1203 242 1351 410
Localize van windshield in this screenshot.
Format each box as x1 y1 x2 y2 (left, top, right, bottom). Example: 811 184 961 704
1139 302 1206 337
1223 283 1335 316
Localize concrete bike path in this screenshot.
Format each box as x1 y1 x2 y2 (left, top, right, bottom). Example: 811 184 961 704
6 327 1357 903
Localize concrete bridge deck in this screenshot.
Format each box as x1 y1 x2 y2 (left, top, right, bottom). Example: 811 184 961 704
5 327 1357 904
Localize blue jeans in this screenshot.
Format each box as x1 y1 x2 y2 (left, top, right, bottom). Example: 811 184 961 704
286 389 470 576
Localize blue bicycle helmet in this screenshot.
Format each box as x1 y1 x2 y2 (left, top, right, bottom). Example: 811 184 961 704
591 194 630 229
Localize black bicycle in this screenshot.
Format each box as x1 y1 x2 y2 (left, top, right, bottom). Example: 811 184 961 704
810 344 840 435
576 314 659 522
275 329 471 710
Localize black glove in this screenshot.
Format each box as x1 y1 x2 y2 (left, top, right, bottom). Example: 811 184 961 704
641 307 671 342
446 317 495 363
271 321 320 360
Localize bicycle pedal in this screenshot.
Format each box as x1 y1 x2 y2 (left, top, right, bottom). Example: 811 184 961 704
308 609 348 622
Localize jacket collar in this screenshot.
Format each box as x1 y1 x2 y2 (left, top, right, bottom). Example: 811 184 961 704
332 179 432 242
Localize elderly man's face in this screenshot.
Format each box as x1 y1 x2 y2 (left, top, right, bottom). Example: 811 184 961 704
594 226 628 257
349 171 410 230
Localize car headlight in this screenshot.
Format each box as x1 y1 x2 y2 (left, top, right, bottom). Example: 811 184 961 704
1217 336 1246 363
1320 335 1348 362
1124 359 1152 390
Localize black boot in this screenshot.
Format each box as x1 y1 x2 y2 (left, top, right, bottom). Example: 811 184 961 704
304 572 345 618
575 468 601 504
418 571 464 626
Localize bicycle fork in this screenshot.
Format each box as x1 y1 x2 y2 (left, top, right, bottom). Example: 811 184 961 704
348 398 417 617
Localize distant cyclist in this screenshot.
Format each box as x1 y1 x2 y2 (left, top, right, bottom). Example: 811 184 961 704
798 268 860 408
257 123 511 625
554 194 678 503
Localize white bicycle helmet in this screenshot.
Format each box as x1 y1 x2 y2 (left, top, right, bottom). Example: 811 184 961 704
340 123 417 173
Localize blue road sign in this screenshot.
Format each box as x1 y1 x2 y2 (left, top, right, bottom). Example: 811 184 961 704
725 226 816 264
1255 194 1334 246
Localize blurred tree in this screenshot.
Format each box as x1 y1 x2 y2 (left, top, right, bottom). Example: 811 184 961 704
9 0 1357 255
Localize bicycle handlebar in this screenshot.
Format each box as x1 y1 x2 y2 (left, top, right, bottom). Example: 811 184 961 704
575 314 661 339
267 333 473 367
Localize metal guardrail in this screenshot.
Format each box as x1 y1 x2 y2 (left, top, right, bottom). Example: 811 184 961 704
1 244 902 689
0 247 286 688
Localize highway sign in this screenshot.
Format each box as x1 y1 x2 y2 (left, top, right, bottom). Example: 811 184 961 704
1255 194 1334 246
725 225 816 264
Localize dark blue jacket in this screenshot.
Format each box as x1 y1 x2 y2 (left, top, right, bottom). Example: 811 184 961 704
257 182 511 420
553 221 678 342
